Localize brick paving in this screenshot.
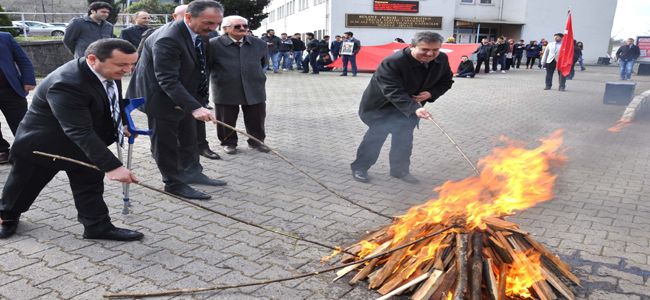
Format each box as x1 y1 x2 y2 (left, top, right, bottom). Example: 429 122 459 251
0 65 649 299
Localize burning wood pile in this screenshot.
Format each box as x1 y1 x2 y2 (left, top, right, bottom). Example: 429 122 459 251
330 131 580 299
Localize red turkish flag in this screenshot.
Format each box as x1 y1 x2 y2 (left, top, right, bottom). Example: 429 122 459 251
557 11 574 77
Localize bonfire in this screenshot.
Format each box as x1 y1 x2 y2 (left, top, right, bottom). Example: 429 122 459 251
329 130 580 300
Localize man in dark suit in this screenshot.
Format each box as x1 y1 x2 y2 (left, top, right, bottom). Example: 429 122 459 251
119 10 151 48
0 39 143 241
209 15 269 155
350 32 454 184
126 0 226 200
0 32 36 164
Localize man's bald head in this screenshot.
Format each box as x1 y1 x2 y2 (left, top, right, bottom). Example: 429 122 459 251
172 5 188 21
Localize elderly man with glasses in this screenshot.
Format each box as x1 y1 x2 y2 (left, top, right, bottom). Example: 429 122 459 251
209 15 270 155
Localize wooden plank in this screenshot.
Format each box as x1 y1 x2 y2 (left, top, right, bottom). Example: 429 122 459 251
411 268 445 300
349 241 391 285
523 234 581 286
376 272 430 300
370 230 422 289
541 265 576 300
483 258 499 300
470 232 484 300
334 263 361 282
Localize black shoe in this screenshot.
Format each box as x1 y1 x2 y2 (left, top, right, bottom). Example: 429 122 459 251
352 170 369 183
187 173 227 187
249 144 271 153
340 73 347 76
164 185 212 200
223 145 237 154
300 71 309 74
391 173 420 184
0 220 18 239
199 148 221 160
559 87 566 91
0 151 8 164
544 86 551 90
83 225 144 241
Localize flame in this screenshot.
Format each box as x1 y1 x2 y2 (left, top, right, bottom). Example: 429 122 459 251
348 131 565 297
446 291 453 300
505 251 545 298
608 119 632 132
385 130 565 245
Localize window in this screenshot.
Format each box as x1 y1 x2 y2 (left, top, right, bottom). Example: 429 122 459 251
277 6 284 19
299 0 309 11
480 0 492 3
286 1 295 16
314 0 325 5
460 0 474 3
268 11 275 22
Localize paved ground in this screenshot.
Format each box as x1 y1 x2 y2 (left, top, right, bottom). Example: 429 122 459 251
0 65 649 300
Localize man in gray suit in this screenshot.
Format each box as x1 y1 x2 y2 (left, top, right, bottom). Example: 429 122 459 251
126 0 226 200
209 16 269 154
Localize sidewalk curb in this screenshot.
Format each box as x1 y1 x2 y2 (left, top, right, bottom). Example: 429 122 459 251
619 88 650 122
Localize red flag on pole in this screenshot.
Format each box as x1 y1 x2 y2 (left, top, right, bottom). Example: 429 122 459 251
557 11 574 77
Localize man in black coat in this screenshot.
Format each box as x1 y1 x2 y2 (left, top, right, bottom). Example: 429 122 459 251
126 0 226 200
473 38 491 74
119 10 151 48
0 39 143 241
209 16 270 155
350 32 454 184
301 32 320 74
291 33 306 70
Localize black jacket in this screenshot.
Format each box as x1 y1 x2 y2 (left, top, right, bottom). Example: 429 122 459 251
616 44 640 61
457 60 475 74
359 48 453 124
494 42 507 57
513 43 525 56
119 25 148 47
63 16 114 58
11 58 123 172
474 44 491 58
291 38 306 51
126 20 209 120
306 39 320 54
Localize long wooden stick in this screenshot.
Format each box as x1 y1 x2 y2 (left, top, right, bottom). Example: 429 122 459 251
210 119 392 219
470 231 484 300
452 233 468 300
103 226 457 298
32 151 353 256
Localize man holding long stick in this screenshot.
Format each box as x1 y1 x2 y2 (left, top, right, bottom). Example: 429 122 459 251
350 31 454 184
0 39 143 241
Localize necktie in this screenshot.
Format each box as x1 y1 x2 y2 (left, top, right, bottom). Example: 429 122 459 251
194 36 209 99
235 41 242 47
105 80 124 146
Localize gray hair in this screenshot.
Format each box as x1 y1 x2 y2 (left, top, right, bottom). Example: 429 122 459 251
410 31 444 46
186 0 224 18
222 15 248 28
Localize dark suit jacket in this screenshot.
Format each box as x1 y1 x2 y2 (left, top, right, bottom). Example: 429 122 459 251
0 32 36 97
119 25 148 47
11 58 122 172
126 20 209 120
359 48 453 124
209 35 268 106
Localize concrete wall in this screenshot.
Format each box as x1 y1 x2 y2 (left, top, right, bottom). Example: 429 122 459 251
18 40 72 76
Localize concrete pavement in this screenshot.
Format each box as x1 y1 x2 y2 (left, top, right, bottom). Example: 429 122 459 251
0 65 649 299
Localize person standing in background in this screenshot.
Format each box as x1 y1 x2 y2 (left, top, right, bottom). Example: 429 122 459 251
64 1 114 58
330 35 342 61
616 38 640 81
0 32 36 164
119 10 151 47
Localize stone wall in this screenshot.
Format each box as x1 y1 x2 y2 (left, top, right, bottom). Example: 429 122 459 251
18 40 72 76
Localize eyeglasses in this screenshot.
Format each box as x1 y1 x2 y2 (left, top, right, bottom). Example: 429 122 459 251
228 24 249 30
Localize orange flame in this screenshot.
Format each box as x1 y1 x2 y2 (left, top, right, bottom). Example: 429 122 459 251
384 130 565 244
505 251 545 298
607 119 632 132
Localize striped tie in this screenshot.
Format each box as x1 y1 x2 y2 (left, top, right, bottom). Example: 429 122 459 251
105 80 124 146
194 37 209 99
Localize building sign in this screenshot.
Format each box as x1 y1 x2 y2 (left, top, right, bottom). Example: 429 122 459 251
638 36 650 61
373 0 419 13
346 14 442 29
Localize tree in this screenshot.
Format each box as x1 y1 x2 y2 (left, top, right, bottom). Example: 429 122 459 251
184 0 270 30
87 0 124 24
0 5 18 37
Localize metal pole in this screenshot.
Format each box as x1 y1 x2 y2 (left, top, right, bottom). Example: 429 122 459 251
476 23 480 43
21 13 27 39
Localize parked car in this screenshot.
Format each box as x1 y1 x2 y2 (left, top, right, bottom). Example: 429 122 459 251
12 21 65 36
49 22 69 27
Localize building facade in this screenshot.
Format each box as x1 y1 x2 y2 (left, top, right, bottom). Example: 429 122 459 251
257 0 618 63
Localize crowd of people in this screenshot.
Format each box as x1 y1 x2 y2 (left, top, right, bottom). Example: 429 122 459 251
0 0 644 241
